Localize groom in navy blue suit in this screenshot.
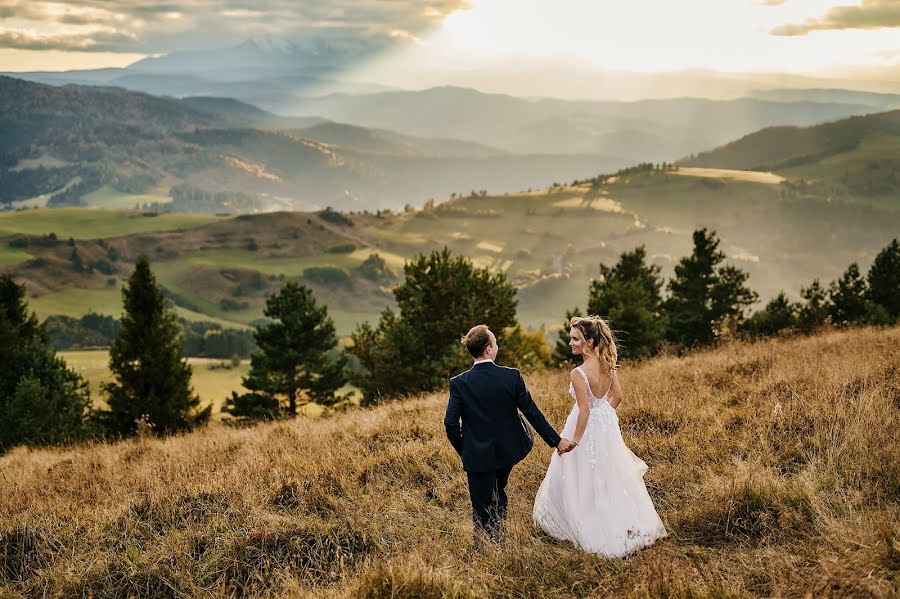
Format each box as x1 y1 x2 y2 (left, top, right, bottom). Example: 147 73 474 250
444 324 574 539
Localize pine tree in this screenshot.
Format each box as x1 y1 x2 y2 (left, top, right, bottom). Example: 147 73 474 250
348 308 422 404
740 292 797 337
101 257 209 437
587 246 666 359
347 248 518 403
665 229 758 347
550 307 582 367
866 238 900 321
797 279 831 333
829 263 869 325
225 281 346 421
0 276 92 450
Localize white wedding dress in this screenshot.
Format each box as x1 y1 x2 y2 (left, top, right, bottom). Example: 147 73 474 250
532 366 667 557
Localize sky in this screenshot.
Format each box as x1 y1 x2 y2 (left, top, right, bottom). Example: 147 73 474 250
0 0 898 89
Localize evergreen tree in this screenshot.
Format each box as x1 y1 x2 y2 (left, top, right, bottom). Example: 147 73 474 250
222 390 281 423
587 246 666 359
866 238 900 321
828 263 869 325
0 276 92 450
225 281 346 421
665 229 758 347
796 279 831 333
550 307 582 367
347 248 517 403
101 257 209 437
740 292 797 337
348 309 422 404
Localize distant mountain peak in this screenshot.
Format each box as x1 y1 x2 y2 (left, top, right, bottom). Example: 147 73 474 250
239 35 301 55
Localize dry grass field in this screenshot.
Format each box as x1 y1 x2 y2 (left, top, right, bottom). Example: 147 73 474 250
1 326 898 598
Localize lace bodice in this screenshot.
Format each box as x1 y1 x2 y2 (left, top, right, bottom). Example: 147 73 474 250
568 366 613 410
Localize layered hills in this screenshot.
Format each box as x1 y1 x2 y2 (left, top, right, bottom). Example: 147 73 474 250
0 76 617 213
3 165 897 334
1 82 898 335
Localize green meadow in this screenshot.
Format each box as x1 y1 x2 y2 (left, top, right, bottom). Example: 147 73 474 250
30 286 251 330
60 349 250 419
0 245 30 268
81 186 173 210
0 208 225 239
59 350 350 418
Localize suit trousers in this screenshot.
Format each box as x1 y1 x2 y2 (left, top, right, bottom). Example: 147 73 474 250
466 465 514 537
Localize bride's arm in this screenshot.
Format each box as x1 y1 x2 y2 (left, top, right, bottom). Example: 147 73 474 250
570 369 590 445
608 370 624 409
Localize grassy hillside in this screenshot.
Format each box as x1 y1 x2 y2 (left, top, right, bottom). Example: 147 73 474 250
1 326 897 597
0 208 223 239
682 110 900 209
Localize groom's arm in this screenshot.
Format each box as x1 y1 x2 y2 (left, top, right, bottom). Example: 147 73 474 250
514 371 562 448
444 378 464 456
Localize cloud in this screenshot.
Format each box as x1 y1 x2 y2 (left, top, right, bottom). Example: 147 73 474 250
0 0 466 53
0 0 469 53
771 0 900 36
0 28 135 51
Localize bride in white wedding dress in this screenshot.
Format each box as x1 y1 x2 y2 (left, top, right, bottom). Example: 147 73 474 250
533 315 667 557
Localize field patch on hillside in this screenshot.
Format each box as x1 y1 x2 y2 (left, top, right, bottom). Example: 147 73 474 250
672 167 785 184
0 208 225 239
82 187 172 210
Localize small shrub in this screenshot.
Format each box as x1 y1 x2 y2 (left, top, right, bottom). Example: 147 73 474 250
219 298 250 311
317 207 354 227
303 266 352 287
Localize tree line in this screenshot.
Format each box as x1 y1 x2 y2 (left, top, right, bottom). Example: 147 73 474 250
1 233 897 451
45 312 256 359
550 231 899 364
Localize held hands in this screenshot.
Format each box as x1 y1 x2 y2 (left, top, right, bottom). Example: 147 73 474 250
556 437 577 456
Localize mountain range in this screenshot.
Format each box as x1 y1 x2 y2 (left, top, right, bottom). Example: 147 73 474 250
5 38 900 165
0 76 619 212
1 97 898 334
5 53 900 215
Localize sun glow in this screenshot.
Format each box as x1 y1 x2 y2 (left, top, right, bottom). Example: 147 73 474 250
425 0 900 73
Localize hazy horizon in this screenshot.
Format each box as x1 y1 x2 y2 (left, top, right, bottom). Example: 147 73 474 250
1 0 899 101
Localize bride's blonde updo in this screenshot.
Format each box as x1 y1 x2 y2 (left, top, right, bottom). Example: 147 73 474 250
570 315 618 372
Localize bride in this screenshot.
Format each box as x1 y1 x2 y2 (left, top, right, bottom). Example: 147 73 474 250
533 315 667 557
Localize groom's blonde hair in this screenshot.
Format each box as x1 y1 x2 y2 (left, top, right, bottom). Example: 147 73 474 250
462 324 492 358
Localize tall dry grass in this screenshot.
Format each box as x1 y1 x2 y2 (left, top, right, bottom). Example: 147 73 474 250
1 326 898 598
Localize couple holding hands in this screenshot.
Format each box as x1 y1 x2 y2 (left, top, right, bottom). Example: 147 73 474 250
444 316 666 557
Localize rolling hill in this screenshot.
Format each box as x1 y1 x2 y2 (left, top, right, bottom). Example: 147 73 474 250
0 76 621 213
2 89 898 337
285 86 886 162
3 160 898 335
681 109 900 208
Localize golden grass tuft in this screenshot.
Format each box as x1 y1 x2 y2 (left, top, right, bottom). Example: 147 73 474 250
0 326 898 597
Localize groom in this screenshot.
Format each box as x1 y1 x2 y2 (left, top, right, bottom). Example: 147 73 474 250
444 324 574 539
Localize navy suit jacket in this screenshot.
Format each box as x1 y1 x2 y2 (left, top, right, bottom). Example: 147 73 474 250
444 361 562 472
